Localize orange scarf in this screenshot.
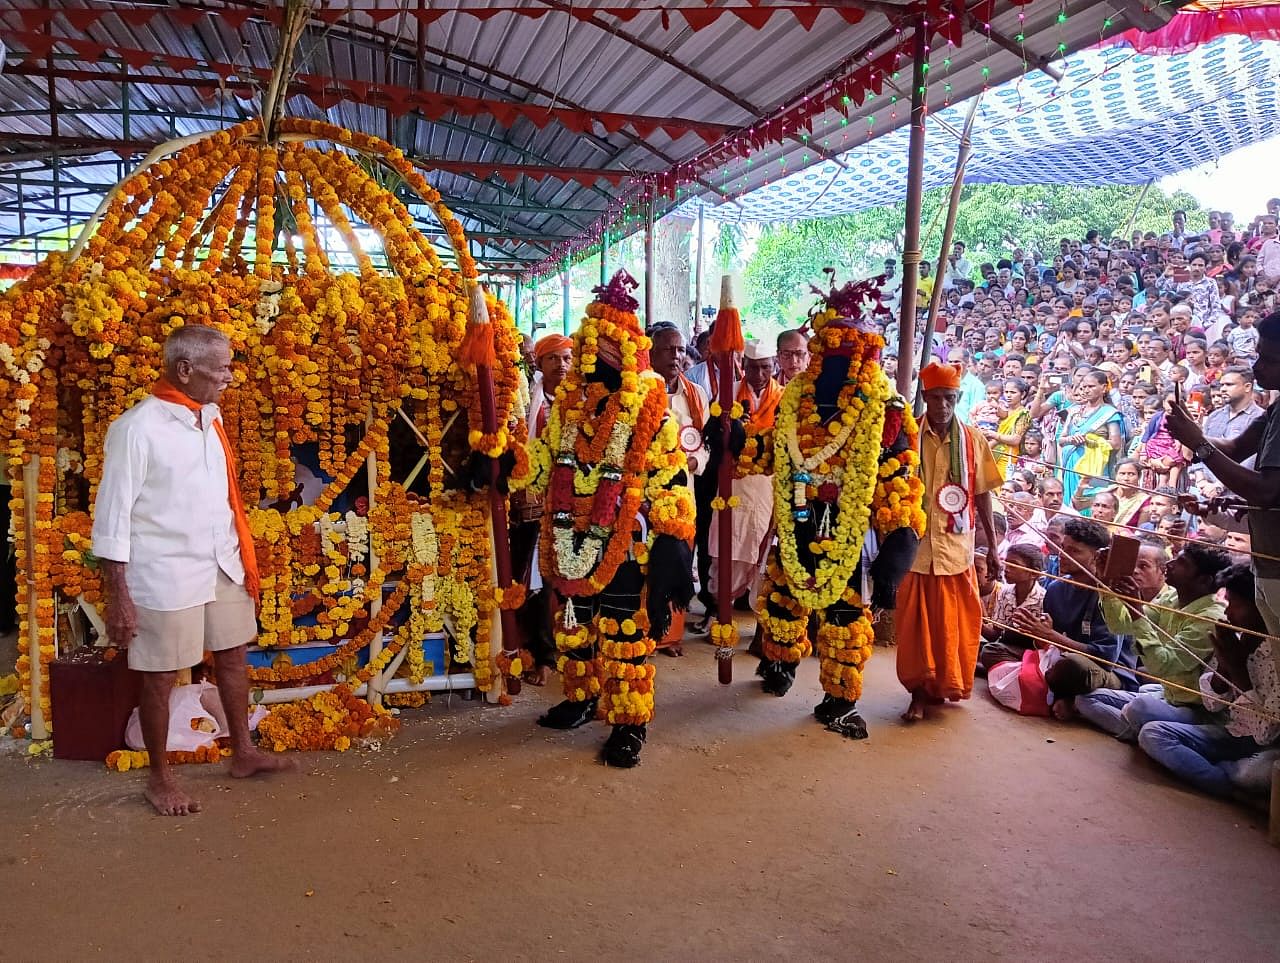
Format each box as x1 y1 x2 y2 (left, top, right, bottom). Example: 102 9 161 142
677 373 706 430
738 377 783 433
152 378 260 601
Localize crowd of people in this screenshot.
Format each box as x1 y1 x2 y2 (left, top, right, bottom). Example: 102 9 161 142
517 203 1280 802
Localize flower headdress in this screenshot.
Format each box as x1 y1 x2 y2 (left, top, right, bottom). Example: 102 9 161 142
805 269 891 360
578 269 650 374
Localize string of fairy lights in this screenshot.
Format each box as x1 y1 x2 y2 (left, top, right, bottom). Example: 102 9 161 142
521 0 1173 288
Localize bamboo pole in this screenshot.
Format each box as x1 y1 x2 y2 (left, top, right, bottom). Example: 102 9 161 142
644 197 656 325
364 404 383 707
694 206 705 336
466 285 523 695
1123 178 1155 241
895 17 928 399
713 275 738 685
915 93 982 412
23 456 47 740
561 270 571 335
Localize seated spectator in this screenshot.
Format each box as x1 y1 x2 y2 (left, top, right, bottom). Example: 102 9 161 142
1138 564 1280 797
1140 486 1185 534
999 490 1046 559
1037 475 1080 518
1108 458 1150 529
1088 490 1120 527
1009 517 1138 718
1076 542 1227 741
978 544 1048 671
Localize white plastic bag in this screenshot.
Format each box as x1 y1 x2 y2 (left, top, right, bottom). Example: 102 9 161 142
125 681 267 751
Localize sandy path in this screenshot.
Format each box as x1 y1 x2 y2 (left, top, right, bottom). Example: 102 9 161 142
4 646 1278 961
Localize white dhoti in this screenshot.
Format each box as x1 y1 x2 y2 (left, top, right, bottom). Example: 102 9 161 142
708 473 774 609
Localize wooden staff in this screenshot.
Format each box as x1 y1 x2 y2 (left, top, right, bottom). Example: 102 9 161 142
460 284 522 693
709 275 743 684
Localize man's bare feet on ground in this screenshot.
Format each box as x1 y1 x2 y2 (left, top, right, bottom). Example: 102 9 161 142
145 778 202 816
659 643 684 657
523 664 551 686
902 693 927 722
230 748 297 779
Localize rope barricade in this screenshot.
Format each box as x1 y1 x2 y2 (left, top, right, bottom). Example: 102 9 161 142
992 484 1280 567
987 500 1263 699
983 616 1280 727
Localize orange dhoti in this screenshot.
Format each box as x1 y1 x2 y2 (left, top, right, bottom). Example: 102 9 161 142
895 568 982 701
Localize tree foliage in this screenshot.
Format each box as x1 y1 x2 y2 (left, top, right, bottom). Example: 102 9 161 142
742 183 1207 329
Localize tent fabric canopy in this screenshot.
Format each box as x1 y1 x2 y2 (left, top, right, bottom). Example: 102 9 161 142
680 35 1280 223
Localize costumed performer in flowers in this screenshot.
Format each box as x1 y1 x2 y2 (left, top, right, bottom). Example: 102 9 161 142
508 271 696 767
743 273 926 738
896 361 1002 722
92 325 293 816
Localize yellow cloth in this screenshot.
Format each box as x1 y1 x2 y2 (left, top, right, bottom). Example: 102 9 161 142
895 569 982 700
992 405 1030 469
911 420 1002 576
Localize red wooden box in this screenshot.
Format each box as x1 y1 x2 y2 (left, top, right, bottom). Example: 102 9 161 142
50 647 141 761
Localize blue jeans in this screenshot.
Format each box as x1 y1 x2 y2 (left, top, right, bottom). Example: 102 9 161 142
1075 685 1205 742
1137 722 1261 796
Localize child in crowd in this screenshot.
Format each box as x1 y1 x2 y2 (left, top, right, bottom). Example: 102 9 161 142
971 381 1004 434
978 543 1048 671
1139 391 1189 489
1205 340 1231 380
1017 429 1051 477
1228 307 1259 362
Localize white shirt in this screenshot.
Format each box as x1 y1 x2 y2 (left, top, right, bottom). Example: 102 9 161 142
666 378 710 477
92 396 246 611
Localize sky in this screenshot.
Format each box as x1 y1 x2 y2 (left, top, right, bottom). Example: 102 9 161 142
1158 131 1280 221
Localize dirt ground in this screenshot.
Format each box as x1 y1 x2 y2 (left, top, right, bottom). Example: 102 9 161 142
3 641 1279 962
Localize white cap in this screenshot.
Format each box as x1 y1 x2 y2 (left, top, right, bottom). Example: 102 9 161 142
743 339 775 361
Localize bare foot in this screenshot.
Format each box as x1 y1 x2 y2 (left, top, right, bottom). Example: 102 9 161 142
659 643 684 657
145 778 202 816
902 693 927 723
522 664 551 687
230 748 297 779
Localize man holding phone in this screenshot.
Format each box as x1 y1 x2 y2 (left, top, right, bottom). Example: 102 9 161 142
1076 542 1229 740
1010 517 1136 719
1165 309 1280 645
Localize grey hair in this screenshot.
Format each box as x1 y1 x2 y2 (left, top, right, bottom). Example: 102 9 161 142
162 325 229 371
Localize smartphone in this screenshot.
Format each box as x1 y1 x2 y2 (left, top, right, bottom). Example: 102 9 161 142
1102 533 1141 580
1173 268 1190 283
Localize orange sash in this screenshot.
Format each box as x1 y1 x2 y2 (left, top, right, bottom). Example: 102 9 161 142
678 373 706 430
152 378 260 601
738 377 783 433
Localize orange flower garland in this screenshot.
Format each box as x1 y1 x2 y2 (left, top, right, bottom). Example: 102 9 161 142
0 117 523 734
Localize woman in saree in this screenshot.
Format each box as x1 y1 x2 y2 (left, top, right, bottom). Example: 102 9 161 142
1107 457 1149 530
985 376 1032 473
1057 368 1126 509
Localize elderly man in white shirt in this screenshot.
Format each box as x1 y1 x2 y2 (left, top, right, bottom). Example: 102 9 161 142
649 323 708 652
93 325 290 816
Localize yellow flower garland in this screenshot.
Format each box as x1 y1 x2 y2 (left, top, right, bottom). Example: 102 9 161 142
771 368 891 611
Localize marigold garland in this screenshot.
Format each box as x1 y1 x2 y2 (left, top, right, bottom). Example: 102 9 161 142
0 118 523 731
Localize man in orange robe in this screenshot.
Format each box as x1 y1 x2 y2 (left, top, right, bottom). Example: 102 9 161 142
896 361 1002 722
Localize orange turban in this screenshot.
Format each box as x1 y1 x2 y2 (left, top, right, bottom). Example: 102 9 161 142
920 362 963 392
534 334 573 361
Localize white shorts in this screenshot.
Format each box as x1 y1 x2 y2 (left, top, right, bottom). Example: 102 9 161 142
128 569 257 672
